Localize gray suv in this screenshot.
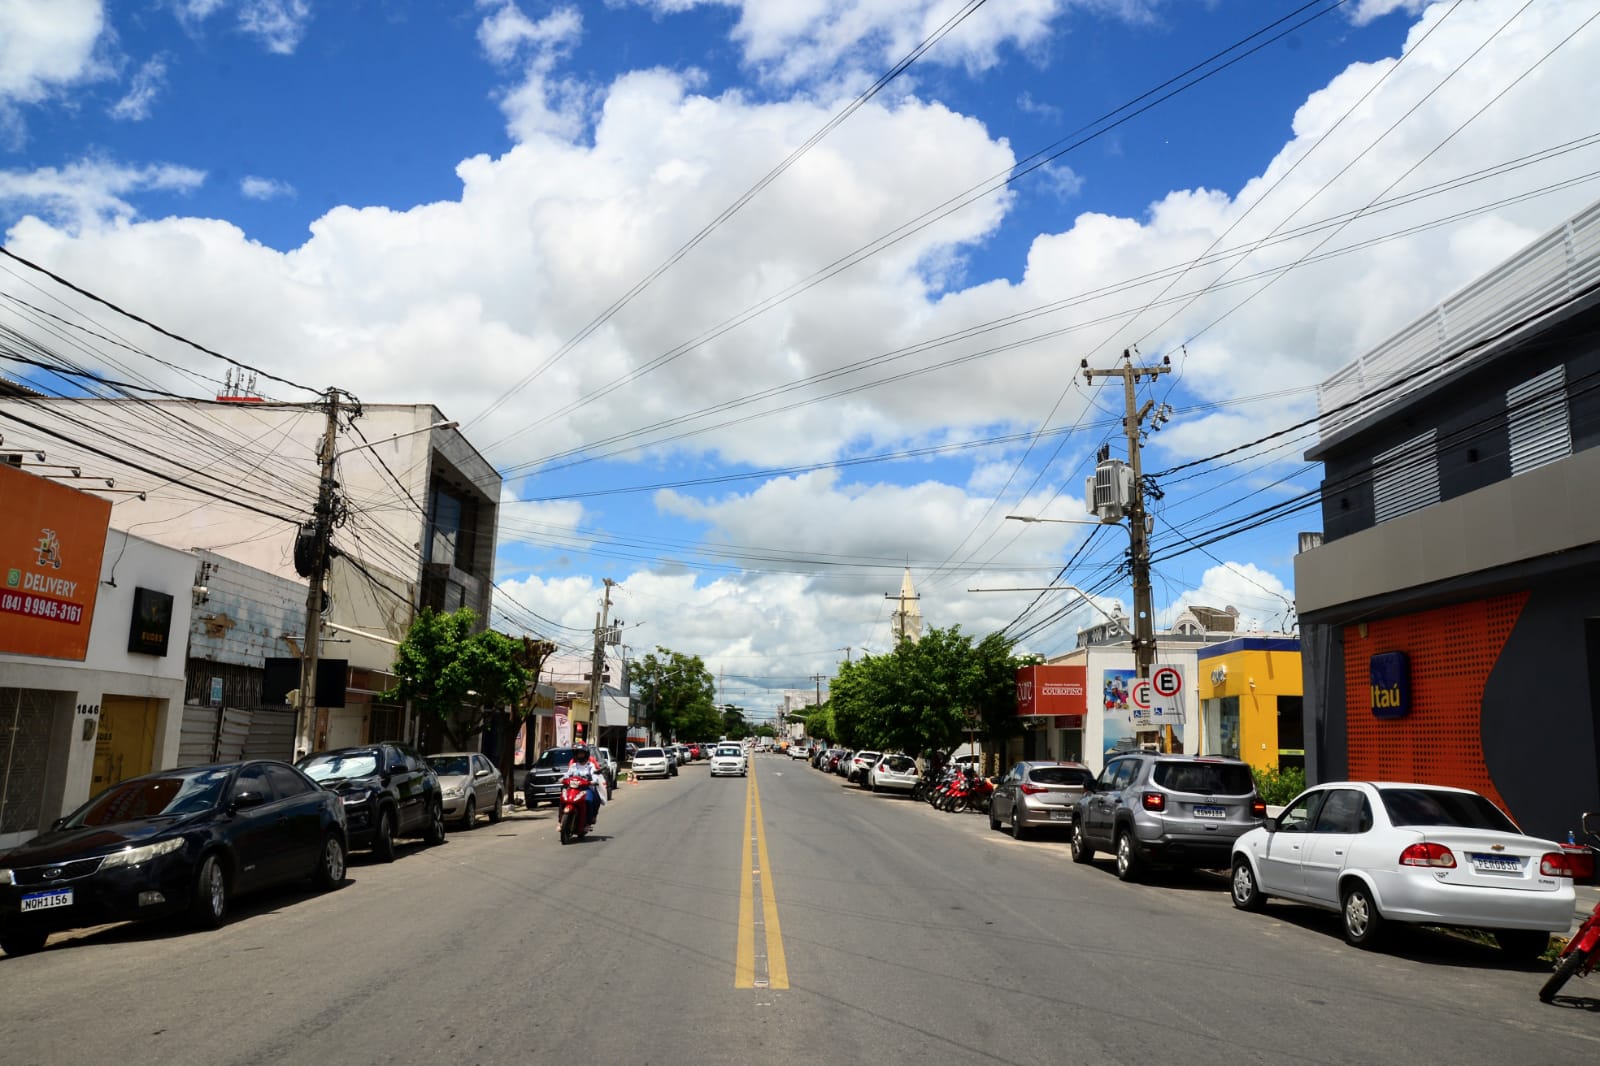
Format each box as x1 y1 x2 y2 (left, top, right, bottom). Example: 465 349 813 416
1070 752 1265 881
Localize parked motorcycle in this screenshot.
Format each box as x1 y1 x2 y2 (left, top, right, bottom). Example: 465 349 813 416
558 773 594 845
1540 811 1598 1003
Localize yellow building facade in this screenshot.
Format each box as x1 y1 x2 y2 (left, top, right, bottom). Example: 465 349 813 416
1195 638 1303 773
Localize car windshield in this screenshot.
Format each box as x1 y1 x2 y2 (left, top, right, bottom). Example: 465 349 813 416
300 751 380 781
637 748 665 758
1380 788 1520 832
882 756 916 773
1030 766 1091 786
64 768 232 826
534 748 583 769
428 755 471 776
1151 762 1254 795
716 746 743 756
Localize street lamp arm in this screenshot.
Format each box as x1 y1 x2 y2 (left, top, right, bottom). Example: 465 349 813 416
1005 514 1107 525
967 584 1123 624
333 420 458 459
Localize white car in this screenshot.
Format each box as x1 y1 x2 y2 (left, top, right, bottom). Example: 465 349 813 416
868 754 919 793
632 747 672 779
710 744 748 777
845 751 882 784
1229 781 1578 958
788 745 810 760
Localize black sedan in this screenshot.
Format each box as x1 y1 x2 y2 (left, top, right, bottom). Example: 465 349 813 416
0 760 348 957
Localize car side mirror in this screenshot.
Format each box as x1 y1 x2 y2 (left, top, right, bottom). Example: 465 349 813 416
231 790 268 811
1583 811 1598 838
1264 815 1279 834
1080 781 1095 794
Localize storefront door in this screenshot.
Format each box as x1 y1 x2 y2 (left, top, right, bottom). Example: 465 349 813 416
94 697 160 791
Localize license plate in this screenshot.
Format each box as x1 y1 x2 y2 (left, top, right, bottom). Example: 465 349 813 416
1469 853 1524 873
1049 810 1069 821
1193 805 1226 819
20 888 73 912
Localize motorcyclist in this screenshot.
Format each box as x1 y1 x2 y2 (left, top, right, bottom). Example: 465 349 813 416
566 746 602 829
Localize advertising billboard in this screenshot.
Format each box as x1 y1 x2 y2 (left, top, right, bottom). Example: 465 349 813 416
0 464 112 661
1015 664 1087 727
1101 665 1187 755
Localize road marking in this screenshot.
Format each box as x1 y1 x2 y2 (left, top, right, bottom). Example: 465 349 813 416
734 763 789 990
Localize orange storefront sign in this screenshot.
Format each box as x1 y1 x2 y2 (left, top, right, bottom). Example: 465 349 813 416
0 464 112 660
1016 664 1087 726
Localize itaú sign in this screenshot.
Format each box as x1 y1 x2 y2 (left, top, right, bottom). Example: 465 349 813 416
1016 665 1087 718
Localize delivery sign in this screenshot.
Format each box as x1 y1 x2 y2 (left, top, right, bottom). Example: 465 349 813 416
0 464 112 660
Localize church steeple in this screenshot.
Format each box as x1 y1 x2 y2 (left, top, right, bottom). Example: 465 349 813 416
888 567 923 644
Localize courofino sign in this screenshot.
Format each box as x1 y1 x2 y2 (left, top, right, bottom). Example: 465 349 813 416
0 464 111 661
1016 664 1087 726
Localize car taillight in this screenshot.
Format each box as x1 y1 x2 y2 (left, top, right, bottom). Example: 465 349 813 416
1019 783 1047 795
1399 842 1456 868
1540 852 1577 878
1250 799 1266 817
1141 792 1165 812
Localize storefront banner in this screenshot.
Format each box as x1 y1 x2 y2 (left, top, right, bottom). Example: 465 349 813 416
0 465 112 661
1015 664 1087 717
554 709 571 747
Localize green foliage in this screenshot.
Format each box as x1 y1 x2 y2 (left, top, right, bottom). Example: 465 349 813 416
632 647 718 742
803 704 833 743
1252 765 1307 807
827 626 1029 757
721 705 751 739
387 608 530 747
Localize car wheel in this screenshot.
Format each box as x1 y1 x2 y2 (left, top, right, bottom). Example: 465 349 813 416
489 790 505 824
459 798 476 831
0 924 49 957
1230 858 1265 912
314 833 348 890
189 853 228 929
1341 883 1385 949
988 804 1001 831
1114 831 1142 883
1494 929 1550 962
373 808 397 863
1011 807 1028 841
1070 821 1095 863
424 802 447 846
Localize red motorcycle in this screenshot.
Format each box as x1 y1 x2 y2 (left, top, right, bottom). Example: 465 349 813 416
1540 811 1598 1003
558 773 594 845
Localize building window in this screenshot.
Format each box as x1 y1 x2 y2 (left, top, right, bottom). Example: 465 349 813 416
426 484 479 571
1507 365 1570 476
1203 696 1240 758
1372 430 1438 523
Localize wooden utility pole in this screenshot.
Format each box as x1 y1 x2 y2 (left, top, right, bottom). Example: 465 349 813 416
585 578 615 746
1083 350 1172 749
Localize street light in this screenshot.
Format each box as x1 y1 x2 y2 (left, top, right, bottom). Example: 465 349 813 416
967 583 1123 625
333 420 458 459
1004 514 1103 525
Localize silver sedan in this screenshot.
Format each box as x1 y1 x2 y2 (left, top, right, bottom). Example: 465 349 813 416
427 752 505 830
1230 780 1577 959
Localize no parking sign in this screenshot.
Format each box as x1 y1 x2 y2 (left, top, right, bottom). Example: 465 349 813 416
1153 666 1182 698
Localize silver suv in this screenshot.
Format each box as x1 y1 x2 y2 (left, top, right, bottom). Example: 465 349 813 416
1070 752 1265 881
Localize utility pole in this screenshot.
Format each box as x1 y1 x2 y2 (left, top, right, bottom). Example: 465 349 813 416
586 578 615 746
812 673 824 710
1083 350 1172 749
295 388 344 755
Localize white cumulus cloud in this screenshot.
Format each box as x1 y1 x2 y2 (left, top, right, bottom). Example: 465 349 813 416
109 54 170 121
239 175 295 200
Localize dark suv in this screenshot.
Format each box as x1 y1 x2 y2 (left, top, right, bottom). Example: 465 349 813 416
298 743 446 862
1070 752 1264 881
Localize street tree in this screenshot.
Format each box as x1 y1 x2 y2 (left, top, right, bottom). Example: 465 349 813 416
632 647 717 742
721 705 751 739
387 607 530 750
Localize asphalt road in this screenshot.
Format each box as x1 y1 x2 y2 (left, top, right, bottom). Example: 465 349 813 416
2 755 1598 1066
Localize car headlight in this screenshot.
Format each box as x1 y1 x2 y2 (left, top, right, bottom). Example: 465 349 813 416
0 868 13 885
101 837 184 869
341 791 370 806
443 785 464 799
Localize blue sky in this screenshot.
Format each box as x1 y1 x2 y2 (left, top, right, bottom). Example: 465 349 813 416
4 0 1599 715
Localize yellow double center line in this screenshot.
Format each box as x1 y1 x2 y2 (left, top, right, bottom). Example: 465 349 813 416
734 763 789 989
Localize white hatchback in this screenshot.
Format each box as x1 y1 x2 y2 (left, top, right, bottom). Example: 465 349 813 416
632 747 672 779
710 744 748 777
869 754 919 793
1230 781 1578 959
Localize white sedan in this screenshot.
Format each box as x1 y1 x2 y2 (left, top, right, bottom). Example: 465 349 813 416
631 747 672 779
1229 781 1578 958
710 744 748 777
868 754 919 793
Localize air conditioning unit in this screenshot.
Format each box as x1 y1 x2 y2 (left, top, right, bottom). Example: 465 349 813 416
1090 459 1134 523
